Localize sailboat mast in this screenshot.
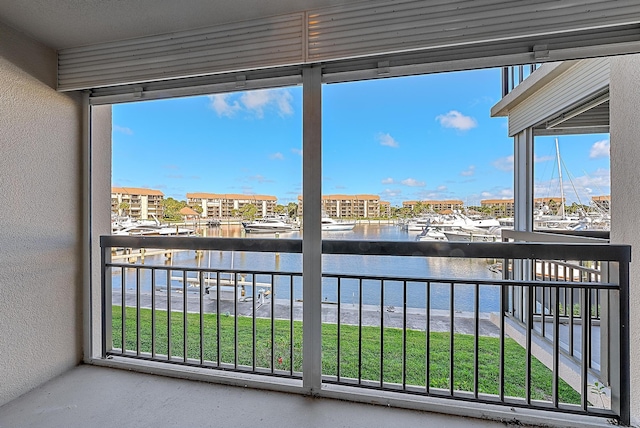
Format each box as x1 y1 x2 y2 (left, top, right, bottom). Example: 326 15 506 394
555 138 566 218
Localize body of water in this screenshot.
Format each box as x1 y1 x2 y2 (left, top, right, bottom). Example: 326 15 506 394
112 224 503 313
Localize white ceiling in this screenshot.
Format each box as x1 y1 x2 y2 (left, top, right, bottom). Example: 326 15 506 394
0 0 350 50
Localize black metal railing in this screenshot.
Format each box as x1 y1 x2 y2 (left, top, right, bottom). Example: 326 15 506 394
100 235 630 424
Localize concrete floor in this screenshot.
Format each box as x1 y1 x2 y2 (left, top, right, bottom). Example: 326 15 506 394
0 365 526 428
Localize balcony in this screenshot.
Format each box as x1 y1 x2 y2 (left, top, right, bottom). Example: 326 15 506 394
89 235 630 426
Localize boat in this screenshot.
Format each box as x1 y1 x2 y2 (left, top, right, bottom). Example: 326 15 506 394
443 226 502 242
242 216 299 233
112 224 196 236
322 217 356 231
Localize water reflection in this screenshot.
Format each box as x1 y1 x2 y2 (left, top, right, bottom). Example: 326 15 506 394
111 224 502 312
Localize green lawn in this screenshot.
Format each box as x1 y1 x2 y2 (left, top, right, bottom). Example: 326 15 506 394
112 306 580 404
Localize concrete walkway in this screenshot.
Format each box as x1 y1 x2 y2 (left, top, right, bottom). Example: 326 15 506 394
112 290 501 337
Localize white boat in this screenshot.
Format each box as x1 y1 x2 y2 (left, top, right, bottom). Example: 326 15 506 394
242 217 299 233
322 217 356 231
112 224 196 236
443 226 502 242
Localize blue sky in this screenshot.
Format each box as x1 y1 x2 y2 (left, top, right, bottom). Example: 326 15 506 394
112 67 610 206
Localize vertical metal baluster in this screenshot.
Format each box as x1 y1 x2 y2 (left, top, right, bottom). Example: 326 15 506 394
450 282 455 396
403 280 407 391
499 282 505 402
216 271 220 367
121 268 126 353
541 284 546 339
183 270 188 363
474 282 480 399
167 269 172 361
199 270 204 366
553 286 560 408
526 284 533 405
358 278 362 384
151 269 156 359
290 275 294 376
426 282 431 394
271 274 275 373
337 278 341 382
252 274 256 371
136 268 141 356
234 272 238 369
569 281 574 357
380 279 385 388
582 287 591 412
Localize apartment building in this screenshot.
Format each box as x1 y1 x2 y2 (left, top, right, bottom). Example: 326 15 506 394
187 193 277 218
481 199 514 218
111 187 164 220
591 195 611 211
481 197 565 217
298 194 382 218
380 201 391 217
403 199 464 212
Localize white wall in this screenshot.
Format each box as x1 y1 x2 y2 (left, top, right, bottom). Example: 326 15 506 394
609 54 640 425
0 21 83 405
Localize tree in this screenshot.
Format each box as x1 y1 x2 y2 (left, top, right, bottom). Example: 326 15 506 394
163 197 187 221
275 204 286 215
286 202 298 219
239 203 258 221
118 201 130 217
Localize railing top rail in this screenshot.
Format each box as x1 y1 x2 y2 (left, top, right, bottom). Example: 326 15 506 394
502 229 609 243
104 260 619 289
100 235 631 263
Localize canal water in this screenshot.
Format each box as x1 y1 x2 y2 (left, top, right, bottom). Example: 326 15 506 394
113 224 503 313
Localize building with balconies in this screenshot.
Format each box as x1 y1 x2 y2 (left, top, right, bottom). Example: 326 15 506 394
187 193 277 218
111 187 164 220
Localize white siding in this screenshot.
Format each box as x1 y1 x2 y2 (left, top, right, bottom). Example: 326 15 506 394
59 0 640 91
508 58 610 136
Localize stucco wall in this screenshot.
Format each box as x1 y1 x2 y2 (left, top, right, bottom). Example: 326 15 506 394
609 54 640 426
0 21 82 405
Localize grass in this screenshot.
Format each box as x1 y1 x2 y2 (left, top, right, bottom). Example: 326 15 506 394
112 305 581 404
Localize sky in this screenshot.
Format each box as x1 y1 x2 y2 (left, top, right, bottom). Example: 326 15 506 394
112 67 610 207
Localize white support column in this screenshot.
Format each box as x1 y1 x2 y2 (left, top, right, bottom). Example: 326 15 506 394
513 127 534 232
610 54 640 426
513 127 534 322
87 102 113 361
302 65 322 393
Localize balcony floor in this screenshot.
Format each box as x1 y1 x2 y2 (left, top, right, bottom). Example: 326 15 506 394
0 364 528 428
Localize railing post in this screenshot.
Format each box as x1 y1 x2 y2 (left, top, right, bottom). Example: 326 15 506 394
302 64 323 394
608 261 630 425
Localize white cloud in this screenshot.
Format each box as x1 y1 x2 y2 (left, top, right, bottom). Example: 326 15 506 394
381 188 402 199
248 174 274 183
589 140 610 159
377 133 399 148
114 125 133 135
209 89 293 118
381 177 394 184
291 148 303 156
534 168 610 203
435 110 477 131
269 152 284 160
401 178 426 187
437 185 448 191
481 191 493 198
493 155 514 172
460 165 475 176
534 155 555 163
209 94 241 117
240 89 293 118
